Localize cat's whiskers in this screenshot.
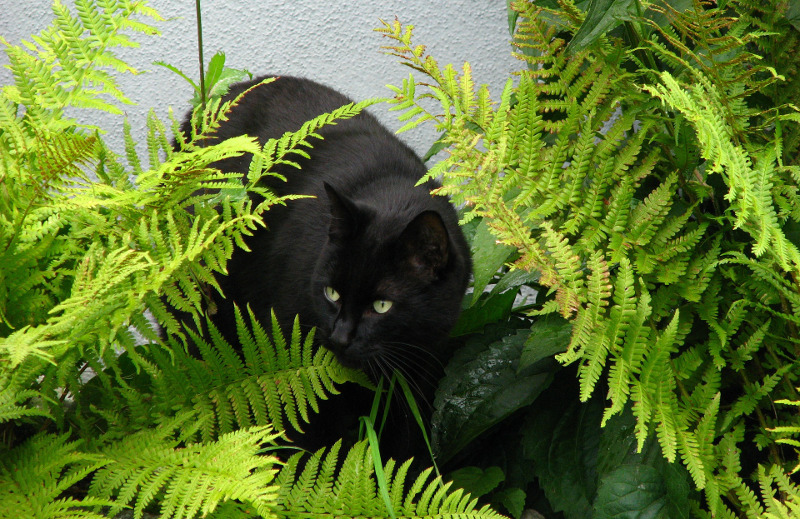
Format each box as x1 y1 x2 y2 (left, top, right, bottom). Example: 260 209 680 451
365 354 419 420
376 347 435 413
378 364 420 422
379 341 443 389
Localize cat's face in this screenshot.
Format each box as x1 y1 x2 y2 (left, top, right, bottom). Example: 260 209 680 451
309 184 467 380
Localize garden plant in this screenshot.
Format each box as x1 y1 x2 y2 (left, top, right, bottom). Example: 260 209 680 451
1 1 800 518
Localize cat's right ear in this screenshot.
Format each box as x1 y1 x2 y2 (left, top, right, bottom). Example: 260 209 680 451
324 182 358 241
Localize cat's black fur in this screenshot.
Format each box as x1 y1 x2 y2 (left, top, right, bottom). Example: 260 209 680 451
182 75 471 460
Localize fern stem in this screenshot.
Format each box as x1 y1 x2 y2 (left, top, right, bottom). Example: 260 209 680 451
669 357 693 406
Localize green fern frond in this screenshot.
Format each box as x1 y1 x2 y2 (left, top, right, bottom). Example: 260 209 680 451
90 417 280 519
274 440 505 519
645 73 800 271
722 366 791 432
0 367 50 423
757 463 800 518
0 433 111 519
147 307 361 442
1 0 160 119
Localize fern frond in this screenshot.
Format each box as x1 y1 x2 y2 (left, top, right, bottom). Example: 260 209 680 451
0 433 111 519
147 307 361 442
274 440 504 519
90 417 280 519
645 73 800 271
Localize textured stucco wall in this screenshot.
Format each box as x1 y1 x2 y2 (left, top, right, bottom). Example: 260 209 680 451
0 1 520 158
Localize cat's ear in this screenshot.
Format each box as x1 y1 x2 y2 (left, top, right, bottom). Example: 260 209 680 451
324 182 358 241
399 211 450 281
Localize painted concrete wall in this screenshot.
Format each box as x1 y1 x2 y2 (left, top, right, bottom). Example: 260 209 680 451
0 0 520 158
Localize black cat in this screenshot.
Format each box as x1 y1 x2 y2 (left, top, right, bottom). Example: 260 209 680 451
182 75 471 459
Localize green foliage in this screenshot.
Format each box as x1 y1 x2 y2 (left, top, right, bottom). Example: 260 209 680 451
89 420 280 519
274 440 505 519
75 307 362 444
379 0 800 516
156 51 252 110
0 2 499 518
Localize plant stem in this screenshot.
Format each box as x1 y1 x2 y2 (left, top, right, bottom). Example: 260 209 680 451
195 0 206 110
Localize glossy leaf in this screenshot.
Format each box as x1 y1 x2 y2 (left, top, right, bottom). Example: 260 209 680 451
433 324 556 463
566 0 638 53
519 315 571 372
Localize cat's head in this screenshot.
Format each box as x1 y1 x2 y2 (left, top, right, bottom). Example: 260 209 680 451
310 183 470 381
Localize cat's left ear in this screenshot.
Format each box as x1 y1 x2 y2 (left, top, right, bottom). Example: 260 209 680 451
399 211 450 281
324 182 359 241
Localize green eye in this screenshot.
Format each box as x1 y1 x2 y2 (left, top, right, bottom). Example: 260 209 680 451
324 286 341 303
373 300 393 314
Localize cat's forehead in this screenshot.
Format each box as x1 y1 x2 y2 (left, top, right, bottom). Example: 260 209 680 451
329 233 409 295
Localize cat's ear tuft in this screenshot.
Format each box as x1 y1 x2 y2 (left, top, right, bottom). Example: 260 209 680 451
399 211 450 281
324 182 358 241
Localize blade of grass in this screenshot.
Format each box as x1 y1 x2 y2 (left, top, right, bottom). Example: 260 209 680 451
395 374 443 485
360 415 397 519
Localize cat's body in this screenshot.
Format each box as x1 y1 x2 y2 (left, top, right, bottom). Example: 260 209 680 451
183 75 471 459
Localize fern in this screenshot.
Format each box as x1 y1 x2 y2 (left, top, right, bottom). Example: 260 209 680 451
0 433 111 519
89 418 280 519
273 440 504 519
378 1 800 516
1 2 480 519
146 307 364 441
644 72 800 270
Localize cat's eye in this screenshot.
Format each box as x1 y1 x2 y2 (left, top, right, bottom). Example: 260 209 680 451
324 286 341 303
373 300 393 314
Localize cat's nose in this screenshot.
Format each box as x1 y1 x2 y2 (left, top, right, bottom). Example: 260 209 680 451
329 318 355 351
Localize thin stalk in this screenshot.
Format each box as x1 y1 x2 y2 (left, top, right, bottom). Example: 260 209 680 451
195 0 206 110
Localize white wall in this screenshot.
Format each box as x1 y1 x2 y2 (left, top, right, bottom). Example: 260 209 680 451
0 1 520 158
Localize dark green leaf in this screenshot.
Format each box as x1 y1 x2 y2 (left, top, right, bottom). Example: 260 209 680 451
450 289 517 337
519 315 571 373
520 381 601 519
491 268 540 298
495 487 527 519
595 411 693 519
458 212 482 245
433 326 554 463
423 133 449 162
507 0 520 36
448 465 506 498
594 465 669 519
787 1 800 32
520 381 695 519
567 0 638 53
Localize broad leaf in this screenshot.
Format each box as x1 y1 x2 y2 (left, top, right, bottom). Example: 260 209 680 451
450 289 517 337
448 465 506 498
433 323 556 462
519 314 571 372
470 218 515 305
521 376 695 519
567 0 639 53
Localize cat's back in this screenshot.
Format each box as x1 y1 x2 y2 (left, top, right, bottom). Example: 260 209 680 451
212 76 425 193
217 75 366 143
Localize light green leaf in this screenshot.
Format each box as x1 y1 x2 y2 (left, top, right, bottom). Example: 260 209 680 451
470 218 515 305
